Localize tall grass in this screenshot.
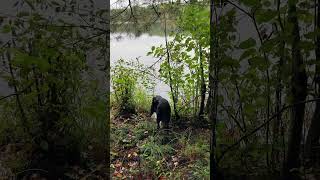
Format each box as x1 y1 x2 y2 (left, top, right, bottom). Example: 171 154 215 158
133 87 152 113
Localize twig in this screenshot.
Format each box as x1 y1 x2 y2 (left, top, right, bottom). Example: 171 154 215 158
216 98 320 164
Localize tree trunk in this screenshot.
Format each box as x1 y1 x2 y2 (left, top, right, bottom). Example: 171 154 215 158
198 45 206 122
164 13 180 120
209 0 218 179
272 1 285 169
282 1 308 180
305 0 320 166
272 42 284 170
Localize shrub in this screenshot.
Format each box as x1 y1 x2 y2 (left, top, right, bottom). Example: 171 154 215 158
111 58 156 115
111 59 138 115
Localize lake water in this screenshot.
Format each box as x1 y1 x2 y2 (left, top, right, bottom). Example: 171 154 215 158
111 33 171 100
0 32 171 100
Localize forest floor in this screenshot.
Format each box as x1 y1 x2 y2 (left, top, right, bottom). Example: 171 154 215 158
110 110 210 179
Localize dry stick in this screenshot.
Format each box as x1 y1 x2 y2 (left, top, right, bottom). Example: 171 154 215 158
216 98 320 165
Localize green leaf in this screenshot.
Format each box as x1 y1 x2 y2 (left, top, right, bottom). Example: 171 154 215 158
248 56 267 70
239 38 256 49
37 59 50 72
2 25 11 33
17 11 30 17
261 38 277 52
223 57 239 67
241 0 260 7
256 9 277 23
240 48 256 60
40 140 49 151
245 104 256 116
256 97 265 106
12 51 49 72
299 40 314 51
262 1 271 7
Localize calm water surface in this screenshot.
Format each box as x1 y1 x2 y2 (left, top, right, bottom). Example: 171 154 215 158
0 33 170 100
111 33 171 100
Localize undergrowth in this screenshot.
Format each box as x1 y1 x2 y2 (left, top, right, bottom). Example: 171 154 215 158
110 110 210 179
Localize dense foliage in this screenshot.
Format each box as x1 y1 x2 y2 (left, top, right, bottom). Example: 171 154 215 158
112 0 320 179
0 0 108 178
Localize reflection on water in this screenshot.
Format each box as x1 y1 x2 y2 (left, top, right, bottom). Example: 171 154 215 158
111 33 171 100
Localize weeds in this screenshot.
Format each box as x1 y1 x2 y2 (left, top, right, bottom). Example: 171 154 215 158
111 108 210 179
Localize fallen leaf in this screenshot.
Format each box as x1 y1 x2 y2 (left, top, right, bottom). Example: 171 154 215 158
122 139 130 143
172 157 178 162
174 162 178 166
113 171 122 178
128 161 138 167
115 162 122 168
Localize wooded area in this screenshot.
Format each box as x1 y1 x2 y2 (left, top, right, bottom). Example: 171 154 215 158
0 0 319 179
111 0 320 179
0 0 108 179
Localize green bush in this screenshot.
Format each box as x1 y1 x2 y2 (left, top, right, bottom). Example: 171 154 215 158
111 59 138 115
111 58 156 115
